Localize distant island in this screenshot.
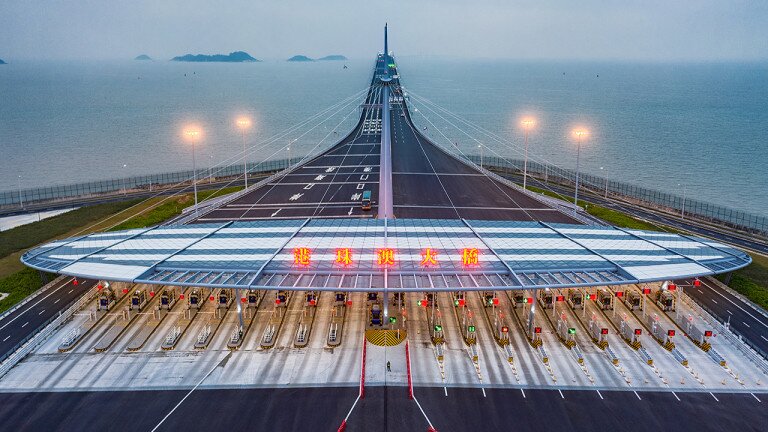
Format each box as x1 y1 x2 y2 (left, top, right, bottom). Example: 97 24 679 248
318 55 347 61
0 58 6 65
171 51 260 62
134 54 152 61
287 55 314 62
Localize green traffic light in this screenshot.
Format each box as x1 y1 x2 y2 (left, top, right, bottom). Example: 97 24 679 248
434 325 442 332
389 316 397 323
568 328 576 334
454 300 459 306
468 325 476 333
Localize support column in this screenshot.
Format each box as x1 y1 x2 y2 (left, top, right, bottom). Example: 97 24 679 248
378 85 393 219
528 289 537 337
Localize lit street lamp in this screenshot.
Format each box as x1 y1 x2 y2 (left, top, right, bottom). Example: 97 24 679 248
236 117 252 189
521 118 536 190
183 126 202 216
572 128 589 214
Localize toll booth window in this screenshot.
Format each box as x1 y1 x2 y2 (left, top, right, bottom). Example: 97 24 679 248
100 299 107 306
161 298 169 305
191 298 198 304
132 299 138 305
220 296 227 303
336 294 344 301
368 293 377 301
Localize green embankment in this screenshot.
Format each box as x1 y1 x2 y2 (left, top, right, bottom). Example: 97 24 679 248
0 186 241 314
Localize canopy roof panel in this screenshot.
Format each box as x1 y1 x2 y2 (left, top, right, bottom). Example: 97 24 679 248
21 219 751 291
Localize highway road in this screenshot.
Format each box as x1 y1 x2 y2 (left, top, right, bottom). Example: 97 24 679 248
0 277 93 361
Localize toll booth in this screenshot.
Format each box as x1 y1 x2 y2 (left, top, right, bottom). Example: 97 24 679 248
218 290 232 308
453 292 466 308
97 289 117 311
567 290 584 309
482 291 494 308
619 314 642 349
587 315 609 349
369 303 383 326
366 292 378 303
335 292 347 306
597 289 613 310
158 289 177 310
511 292 526 308
246 289 260 307
425 292 434 307
392 292 404 307
647 313 675 349
655 290 676 312
539 290 554 309
623 291 643 310
130 290 148 311
306 292 317 307
188 289 203 309
275 290 288 308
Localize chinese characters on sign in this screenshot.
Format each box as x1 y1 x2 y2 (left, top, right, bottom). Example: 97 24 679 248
462 248 479 266
335 248 353 266
377 248 395 266
293 247 311 266
421 248 438 267
290 246 483 268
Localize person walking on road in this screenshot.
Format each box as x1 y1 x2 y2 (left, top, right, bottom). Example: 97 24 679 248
386 361 391 372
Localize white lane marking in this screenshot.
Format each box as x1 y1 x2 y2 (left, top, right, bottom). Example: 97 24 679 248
325 166 336 173
672 391 680 401
634 391 642 400
313 175 326 181
727 310 733 315
596 390 603 400
697 290 703 294
288 193 303 201
481 387 486 398
521 388 526 398
38 310 45 315
21 322 29 328
360 174 369 180
444 387 448 397
710 392 719 402
68 289 74 294
2 335 9 342
356 183 365 190
54 299 60 304
270 209 282 217
751 393 761 402
761 335 767 342
348 207 353 216
303 183 315 190
558 389 565 399
711 299 718 304
743 322 751 328
351 193 361 201
363 167 371 172
0 278 74 331
150 353 231 432
702 280 768 329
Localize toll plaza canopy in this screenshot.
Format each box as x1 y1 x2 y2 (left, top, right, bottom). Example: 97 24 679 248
22 219 750 292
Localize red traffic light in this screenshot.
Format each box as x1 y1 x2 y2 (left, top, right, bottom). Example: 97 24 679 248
668 284 677 291
615 291 624 298
534 327 542 334
667 330 676 337
458 299 465 307
693 279 701 287
346 300 353 306
555 295 564 302
421 300 428 307
241 297 247 303
601 328 609 335
275 299 281 305
501 326 509 333
526 297 534 304
634 329 642 335
149 291 155 297
642 288 651 294
122 288 129 294
309 299 316 306
209 295 215 302
589 294 596 300
179 294 185 300
493 298 499 305
73 279 79 286
97 284 103 291
704 330 713 337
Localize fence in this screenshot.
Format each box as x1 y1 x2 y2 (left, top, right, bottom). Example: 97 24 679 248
0 158 300 209
466 155 768 237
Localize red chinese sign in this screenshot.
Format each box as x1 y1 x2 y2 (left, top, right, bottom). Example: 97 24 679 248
293 247 311 266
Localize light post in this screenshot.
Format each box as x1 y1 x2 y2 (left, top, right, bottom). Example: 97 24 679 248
121 164 127 195
600 166 608 198
236 117 252 189
521 118 536 190
184 126 202 216
209 154 215 184
572 128 589 214
478 144 484 169
17 175 23 209
677 184 687 219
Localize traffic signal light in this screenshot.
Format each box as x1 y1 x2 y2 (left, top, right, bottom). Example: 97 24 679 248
601 328 609 335
667 330 675 337
501 326 509 333
534 327 542 334
694 279 701 287
468 325 475 333
567 328 576 335
389 316 397 323
704 330 713 337
634 329 642 335
434 325 442 332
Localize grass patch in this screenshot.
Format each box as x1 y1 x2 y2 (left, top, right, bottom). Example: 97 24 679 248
0 200 140 259
0 268 53 314
526 185 663 231
108 186 242 231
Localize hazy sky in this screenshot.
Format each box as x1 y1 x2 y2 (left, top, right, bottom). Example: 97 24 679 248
1 0 767 61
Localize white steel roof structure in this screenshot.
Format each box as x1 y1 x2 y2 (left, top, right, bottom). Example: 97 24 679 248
21 219 750 292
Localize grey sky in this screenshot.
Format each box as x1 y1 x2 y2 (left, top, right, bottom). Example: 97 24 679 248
1 0 766 61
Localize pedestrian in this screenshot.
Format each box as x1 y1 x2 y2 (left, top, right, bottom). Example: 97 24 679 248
386 361 391 372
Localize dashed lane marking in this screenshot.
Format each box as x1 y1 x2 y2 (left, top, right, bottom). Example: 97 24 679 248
2 335 9 342
270 209 282 217
727 310 733 315
743 322 751 328
558 389 565 399
761 335 767 342
751 393 762 402
712 299 718 304
633 391 642 400
672 391 680 401
21 322 28 328
520 388 525 398
54 299 60 304
596 390 603 400
710 392 719 402
38 310 45 315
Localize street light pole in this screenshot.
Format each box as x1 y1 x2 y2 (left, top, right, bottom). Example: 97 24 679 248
521 118 535 190
572 129 588 214
121 164 127 195
236 117 252 190
184 127 202 217
478 144 483 169
678 184 687 219
17 175 23 209
600 166 608 198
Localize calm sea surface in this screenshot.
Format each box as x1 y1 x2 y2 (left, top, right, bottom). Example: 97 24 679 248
0 58 766 216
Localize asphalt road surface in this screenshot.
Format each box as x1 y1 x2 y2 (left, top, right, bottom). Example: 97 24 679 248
0 386 763 432
0 277 93 361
